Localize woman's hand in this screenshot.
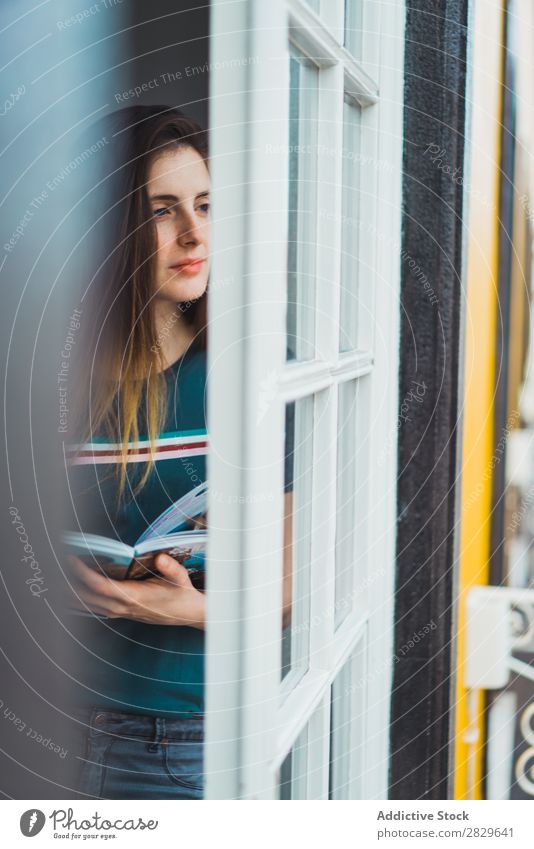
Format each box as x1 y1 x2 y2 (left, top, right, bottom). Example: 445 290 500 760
66 553 205 628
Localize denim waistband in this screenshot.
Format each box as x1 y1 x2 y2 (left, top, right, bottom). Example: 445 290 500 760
71 707 205 742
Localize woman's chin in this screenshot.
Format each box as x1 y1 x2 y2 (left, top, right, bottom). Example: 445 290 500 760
160 276 208 303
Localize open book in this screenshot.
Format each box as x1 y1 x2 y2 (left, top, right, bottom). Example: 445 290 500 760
63 481 208 592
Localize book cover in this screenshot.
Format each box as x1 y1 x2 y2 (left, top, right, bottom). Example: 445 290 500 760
63 481 208 596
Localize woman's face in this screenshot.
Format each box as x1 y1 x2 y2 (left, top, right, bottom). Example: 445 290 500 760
148 145 210 306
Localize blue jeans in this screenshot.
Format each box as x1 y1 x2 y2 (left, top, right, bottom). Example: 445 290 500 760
71 707 205 800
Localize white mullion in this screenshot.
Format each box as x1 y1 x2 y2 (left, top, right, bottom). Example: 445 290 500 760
348 627 369 799
361 0 384 81
316 62 344 364
330 628 368 799
289 723 310 799
357 100 380 352
205 0 250 802
306 694 331 799
301 58 341 666
288 0 380 105
332 350 374 379
332 611 367 672
307 387 335 666
206 0 288 801
278 352 373 401
349 374 371 623
342 58 379 108
275 667 330 767
275 615 367 768
364 0 405 800
280 360 333 398
308 62 343 799
274 619 369 797
240 0 291 801
290 56 345 797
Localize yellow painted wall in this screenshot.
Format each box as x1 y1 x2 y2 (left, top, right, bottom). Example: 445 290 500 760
453 0 504 801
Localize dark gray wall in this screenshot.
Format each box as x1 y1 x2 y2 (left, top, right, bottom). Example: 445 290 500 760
126 0 209 129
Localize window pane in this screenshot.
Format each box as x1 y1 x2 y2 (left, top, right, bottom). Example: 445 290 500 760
304 0 320 11
287 47 319 362
335 380 358 628
281 397 314 686
329 639 366 799
339 98 362 351
278 725 308 799
344 0 364 59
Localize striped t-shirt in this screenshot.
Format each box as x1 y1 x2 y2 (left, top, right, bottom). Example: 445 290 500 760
66 340 208 718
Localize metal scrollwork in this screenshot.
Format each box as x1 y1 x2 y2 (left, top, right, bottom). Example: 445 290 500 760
510 602 534 649
515 745 534 796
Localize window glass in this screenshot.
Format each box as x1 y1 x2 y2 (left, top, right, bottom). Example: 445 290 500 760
279 725 308 799
335 379 358 628
339 97 362 351
287 47 319 361
329 640 366 799
281 396 314 686
344 0 364 60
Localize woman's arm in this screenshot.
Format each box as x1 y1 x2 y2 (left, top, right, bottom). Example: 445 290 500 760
68 492 293 630
66 553 205 628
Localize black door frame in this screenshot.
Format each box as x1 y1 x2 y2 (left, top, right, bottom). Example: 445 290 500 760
389 0 470 800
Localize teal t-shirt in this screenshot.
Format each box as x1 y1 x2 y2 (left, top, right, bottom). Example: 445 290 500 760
66 340 208 718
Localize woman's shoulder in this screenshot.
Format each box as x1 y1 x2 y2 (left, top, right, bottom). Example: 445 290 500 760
65 344 207 464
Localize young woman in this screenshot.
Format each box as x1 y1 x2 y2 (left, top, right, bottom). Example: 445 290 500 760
66 105 212 800
65 104 294 801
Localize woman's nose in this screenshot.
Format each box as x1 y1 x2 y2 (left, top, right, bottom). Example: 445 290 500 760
176 209 202 246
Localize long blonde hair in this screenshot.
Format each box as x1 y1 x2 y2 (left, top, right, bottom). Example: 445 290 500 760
71 105 208 502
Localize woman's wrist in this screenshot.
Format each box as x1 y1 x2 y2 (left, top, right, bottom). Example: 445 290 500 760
185 589 206 630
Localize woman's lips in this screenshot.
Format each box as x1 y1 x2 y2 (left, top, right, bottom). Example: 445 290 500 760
170 259 205 276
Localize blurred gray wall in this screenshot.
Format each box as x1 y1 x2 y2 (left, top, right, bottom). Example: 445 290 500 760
0 0 209 800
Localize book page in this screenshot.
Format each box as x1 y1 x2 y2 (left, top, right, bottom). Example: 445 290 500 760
135 480 208 544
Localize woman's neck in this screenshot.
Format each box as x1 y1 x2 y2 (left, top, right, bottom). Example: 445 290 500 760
153 299 196 371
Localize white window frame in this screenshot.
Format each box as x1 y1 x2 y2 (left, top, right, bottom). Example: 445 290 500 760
206 0 405 800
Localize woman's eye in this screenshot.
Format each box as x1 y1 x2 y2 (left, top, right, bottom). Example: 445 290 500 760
153 207 169 218
197 203 210 214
